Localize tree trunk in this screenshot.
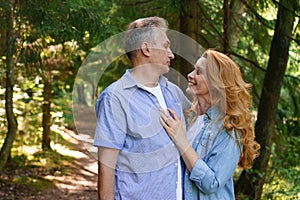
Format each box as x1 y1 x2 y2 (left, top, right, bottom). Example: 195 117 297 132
228 0 243 48
0 0 18 171
42 71 52 150
235 0 296 199
0 25 6 57
178 0 200 77
222 0 230 53
223 0 243 53
77 83 87 105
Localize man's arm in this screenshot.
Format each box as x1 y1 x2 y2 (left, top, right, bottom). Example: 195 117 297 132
97 147 120 200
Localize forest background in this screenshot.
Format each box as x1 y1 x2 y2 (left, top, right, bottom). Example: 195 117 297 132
0 0 299 199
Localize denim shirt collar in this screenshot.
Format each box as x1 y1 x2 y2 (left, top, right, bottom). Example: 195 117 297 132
205 106 222 120
121 69 168 89
205 106 225 128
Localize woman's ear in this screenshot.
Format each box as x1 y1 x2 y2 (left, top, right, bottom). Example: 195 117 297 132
140 42 151 57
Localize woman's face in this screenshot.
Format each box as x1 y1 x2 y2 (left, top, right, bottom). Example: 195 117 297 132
186 57 210 98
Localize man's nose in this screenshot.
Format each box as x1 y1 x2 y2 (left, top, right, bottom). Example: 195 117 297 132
168 48 175 60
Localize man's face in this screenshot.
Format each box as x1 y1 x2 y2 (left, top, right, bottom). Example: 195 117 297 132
149 30 175 74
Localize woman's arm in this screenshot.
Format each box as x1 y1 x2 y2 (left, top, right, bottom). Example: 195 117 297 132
160 109 240 194
189 133 240 194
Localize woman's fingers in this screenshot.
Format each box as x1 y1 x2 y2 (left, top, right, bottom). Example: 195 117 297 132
160 108 180 122
160 109 188 151
167 108 179 121
160 109 172 124
160 117 175 139
159 117 167 127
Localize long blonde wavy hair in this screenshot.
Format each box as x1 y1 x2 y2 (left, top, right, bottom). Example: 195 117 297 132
187 49 260 169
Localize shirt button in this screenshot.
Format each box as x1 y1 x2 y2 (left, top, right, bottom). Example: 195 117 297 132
185 173 188 176
175 163 178 166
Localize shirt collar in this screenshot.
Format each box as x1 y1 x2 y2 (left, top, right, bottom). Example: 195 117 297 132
121 69 168 89
205 106 223 121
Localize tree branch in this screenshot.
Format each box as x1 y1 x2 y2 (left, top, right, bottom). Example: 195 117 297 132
229 50 300 83
116 0 152 6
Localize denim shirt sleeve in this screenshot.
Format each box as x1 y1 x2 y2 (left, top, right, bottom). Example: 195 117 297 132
189 129 241 194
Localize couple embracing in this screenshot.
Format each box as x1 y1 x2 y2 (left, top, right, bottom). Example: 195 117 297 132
94 16 260 200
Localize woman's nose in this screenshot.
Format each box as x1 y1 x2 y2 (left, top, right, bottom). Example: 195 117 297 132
187 71 194 79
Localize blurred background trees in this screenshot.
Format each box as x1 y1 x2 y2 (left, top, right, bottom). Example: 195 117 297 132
0 0 299 199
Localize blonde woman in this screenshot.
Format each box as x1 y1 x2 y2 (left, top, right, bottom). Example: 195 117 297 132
160 49 260 199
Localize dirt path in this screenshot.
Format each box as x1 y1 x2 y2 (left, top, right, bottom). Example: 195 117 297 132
43 128 98 200
0 128 98 200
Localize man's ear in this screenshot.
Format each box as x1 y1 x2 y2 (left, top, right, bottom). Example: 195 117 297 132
140 42 151 57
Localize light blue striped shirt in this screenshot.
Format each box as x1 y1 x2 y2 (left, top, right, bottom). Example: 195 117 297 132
94 69 191 200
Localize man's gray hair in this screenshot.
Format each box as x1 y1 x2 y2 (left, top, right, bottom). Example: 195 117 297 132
125 16 168 60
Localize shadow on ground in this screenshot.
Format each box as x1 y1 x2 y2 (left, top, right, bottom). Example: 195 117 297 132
0 128 98 200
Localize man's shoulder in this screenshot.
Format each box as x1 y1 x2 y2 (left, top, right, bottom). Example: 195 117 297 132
165 80 186 96
165 80 181 90
101 77 126 94
96 80 124 104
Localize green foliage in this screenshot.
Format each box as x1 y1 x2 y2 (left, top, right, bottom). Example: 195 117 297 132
97 54 130 94
262 139 300 199
32 150 74 169
12 175 53 191
1 149 75 192
0 0 299 198
2 121 79 172
17 0 112 45
6 154 55 191
0 125 79 193
53 87 74 129
262 114 300 199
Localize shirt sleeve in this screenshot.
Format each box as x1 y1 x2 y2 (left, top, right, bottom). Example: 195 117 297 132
93 91 127 150
189 130 241 194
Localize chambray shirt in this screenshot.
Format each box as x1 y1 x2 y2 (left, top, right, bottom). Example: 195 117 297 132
184 106 241 200
94 69 191 200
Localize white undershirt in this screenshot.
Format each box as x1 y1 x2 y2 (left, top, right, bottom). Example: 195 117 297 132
143 84 168 110
143 84 183 200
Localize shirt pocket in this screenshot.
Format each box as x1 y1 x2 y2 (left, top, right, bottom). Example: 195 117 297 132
126 99 162 138
200 129 213 157
200 126 220 158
